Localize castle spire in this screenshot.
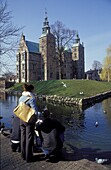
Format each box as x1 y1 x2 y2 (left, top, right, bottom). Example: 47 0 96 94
42 9 50 35
75 31 80 43
45 8 47 18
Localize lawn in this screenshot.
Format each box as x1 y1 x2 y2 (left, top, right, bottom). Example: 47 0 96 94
9 80 111 98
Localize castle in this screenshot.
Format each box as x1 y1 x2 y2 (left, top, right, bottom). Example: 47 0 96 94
16 15 85 82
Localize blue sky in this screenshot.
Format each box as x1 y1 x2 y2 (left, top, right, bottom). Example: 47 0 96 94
7 0 111 71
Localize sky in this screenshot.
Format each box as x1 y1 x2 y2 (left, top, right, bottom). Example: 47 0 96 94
6 0 111 72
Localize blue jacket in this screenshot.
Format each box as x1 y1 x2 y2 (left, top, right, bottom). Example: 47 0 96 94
19 92 38 116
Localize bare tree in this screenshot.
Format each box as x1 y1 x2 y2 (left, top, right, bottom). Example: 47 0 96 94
0 0 23 75
92 60 102 71
2 71 16 81
51 21 76 79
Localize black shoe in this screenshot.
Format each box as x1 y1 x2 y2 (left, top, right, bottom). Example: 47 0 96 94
26 157 34 163
17 148 21 153
21 155 26 160
12 149 16 152
45 154 50 162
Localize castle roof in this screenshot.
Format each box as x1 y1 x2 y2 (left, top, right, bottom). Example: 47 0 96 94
26 41 40 53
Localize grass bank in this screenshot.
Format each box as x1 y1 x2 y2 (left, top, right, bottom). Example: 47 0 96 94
9 80 111 98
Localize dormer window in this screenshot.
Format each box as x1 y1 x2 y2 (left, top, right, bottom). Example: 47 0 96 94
74 48 76 52
74 53 77 58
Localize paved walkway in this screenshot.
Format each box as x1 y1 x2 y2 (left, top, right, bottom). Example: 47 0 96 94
0 132 110 170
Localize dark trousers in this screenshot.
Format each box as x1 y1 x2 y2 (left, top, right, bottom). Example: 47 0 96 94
20 120 35 162
11 142 21 152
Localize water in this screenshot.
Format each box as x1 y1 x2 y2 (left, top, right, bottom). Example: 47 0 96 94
65 102 111 152
0 95 111 153
0 95 18 128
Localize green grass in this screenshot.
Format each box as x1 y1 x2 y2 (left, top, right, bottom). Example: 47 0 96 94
9 80 111 98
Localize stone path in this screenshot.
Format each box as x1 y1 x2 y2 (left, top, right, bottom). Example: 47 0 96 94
0 133 110 170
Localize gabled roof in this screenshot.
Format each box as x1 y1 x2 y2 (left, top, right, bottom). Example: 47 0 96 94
26 41 40 53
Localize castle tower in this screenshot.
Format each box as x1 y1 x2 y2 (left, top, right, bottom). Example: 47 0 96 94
72 32 85 79
39 12 56 80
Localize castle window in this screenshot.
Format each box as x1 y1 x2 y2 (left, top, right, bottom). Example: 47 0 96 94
22 52 25 61
42 45 44 50
22 72 25 78
17 73 19 78
74 48 76 52
74 53 77 58
16 55 19 61
22 64 25 70
17 65 19 71
32 64 36 70
42 39 45 43
33 72 36 79
50 72 53 78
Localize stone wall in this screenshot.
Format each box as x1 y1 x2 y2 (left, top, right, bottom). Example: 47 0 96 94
6 90 111 109
79 91 111 107
45 91 111 109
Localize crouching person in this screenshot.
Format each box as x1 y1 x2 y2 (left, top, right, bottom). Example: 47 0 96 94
10 116 21 152
36 109 65 161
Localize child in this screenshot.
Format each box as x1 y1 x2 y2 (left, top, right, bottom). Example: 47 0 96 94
36 109 65 161
10 116 21 152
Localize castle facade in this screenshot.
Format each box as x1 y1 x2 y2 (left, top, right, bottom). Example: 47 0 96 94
16 15 85 82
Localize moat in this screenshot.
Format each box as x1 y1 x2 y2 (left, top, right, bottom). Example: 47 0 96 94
1 94 111 153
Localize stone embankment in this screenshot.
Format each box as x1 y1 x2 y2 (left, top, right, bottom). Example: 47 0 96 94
79 91 111 107
6 90 111 109
45 91 111 109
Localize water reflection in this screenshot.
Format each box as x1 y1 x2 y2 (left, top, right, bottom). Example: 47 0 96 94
102 98 111 124
36 100 85 129
0 92 7 100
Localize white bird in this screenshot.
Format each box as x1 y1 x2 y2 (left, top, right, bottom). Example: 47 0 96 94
61 82 67 88
63 84 67 88
95 158 108 164
103 110 107 114
80 92 84 94
95 121 99 127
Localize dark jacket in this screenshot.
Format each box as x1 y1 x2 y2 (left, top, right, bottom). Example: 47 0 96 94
10 116 21 141
36 118 65 151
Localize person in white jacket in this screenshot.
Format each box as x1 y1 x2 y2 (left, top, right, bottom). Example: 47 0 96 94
19 83 38 162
